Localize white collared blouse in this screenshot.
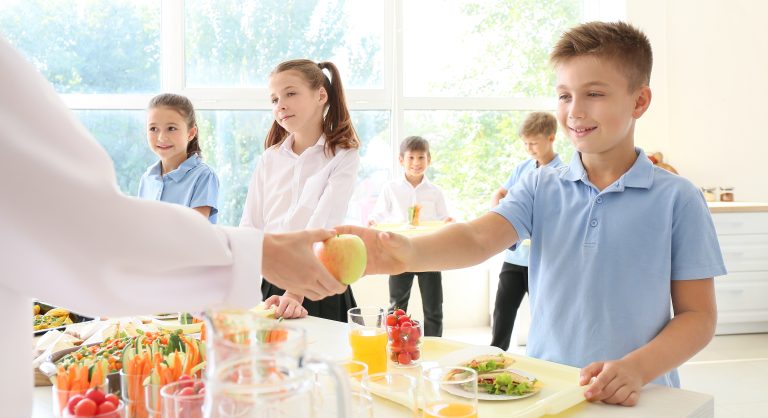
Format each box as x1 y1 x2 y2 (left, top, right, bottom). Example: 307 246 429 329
240 134 360 232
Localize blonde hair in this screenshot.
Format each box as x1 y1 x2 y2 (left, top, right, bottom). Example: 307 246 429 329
264 59 360 156
550 21 652 91
519 112 557 138
148 93 201 158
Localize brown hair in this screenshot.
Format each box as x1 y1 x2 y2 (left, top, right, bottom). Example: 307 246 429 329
264 59 360 156
519 112 557 138
399 136 430 157
550 21 653 91
148 93 201 158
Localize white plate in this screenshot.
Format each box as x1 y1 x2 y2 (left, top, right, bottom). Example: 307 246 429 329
437 346 539 401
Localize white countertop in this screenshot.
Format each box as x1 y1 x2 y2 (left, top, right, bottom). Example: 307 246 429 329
32 316 714 418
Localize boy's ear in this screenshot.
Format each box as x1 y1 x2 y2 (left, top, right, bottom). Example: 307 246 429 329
398 155 404 165
547 133 555 143
632 86 652 119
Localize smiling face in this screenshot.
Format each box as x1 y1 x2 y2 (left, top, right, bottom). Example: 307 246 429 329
146 106 196 169
400 150 430 180
555 55 650 159
522 133 555 162
269 69 327 137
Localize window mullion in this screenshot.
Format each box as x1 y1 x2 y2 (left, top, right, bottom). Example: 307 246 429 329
161 0 185 93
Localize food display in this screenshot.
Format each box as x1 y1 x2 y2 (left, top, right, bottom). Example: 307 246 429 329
386 308 422 367
33 302 95 335
63 388 121 418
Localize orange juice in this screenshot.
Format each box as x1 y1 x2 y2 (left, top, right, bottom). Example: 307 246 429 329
423 402 477 418
349 328 387 374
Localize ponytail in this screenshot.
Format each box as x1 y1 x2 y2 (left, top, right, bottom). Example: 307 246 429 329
264 59 360 156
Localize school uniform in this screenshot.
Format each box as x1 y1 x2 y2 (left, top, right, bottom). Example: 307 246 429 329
369 174 450 337
138 154 220 223
491 155 563 350
240 134 360 322
492 148 726 387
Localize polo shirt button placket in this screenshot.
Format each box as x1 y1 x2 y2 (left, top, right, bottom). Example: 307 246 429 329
590 219 598 227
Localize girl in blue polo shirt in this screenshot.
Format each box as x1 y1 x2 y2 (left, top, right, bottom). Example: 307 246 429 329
138 94 220 223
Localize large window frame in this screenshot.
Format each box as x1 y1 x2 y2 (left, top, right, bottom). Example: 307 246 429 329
60 0 624 178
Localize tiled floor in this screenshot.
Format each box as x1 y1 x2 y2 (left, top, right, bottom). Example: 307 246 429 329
442 328 768 418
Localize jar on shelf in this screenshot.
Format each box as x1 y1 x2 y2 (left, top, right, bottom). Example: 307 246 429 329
719 187 735 202
701 187 717 202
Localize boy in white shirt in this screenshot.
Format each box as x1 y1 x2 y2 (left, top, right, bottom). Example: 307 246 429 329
368 136 453 336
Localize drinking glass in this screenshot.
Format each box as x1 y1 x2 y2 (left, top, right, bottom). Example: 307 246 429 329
361 372 418 418
422 366 478 418
347 307 387 375
160 379 205 418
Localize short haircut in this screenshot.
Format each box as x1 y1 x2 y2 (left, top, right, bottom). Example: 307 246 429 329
519 112 557 138
550 21 652 91
399 136 430 157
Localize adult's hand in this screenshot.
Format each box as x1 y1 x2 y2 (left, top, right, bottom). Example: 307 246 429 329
333 225 412 276
261 229 346 301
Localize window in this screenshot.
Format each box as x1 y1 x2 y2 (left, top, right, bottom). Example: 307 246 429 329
1 0 621 224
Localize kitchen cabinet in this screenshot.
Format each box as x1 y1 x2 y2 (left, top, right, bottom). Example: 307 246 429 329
709 203 768 334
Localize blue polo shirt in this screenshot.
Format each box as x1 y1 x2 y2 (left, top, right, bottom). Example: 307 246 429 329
492 148 726 387
501 155 563 266
138 154 220 223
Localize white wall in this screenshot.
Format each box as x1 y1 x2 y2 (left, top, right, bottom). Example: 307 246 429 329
628 0 768 202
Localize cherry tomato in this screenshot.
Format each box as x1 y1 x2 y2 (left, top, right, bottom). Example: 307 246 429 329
66 394 85 415
85 387 105 405
97 400 118 414
393 309 406 317
104 394 120 407
73 398 97 417
177 386 196 396
409 327 421 340
385 314 397 327
389 327 401 341
400 320 413 329
410 350 421 361
397 351 412 365
177 374 194 389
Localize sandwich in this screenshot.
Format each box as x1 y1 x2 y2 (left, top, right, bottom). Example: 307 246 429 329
464 354 515 373
477 370 538 396
447 354 539 396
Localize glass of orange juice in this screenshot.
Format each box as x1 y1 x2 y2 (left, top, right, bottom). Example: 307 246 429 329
422 366 478 418
347 307 387 375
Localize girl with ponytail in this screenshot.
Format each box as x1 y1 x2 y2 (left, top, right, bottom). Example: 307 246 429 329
240 59 361 321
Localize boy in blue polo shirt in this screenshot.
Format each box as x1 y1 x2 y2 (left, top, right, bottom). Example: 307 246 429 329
338 21 725 407
490 111 563 350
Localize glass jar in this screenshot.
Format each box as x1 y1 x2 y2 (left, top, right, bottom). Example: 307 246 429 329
386 321 422 368
719 187 735 202
701 187 717 202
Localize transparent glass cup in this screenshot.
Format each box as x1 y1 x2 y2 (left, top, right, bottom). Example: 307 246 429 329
339 359 368 392
387 321 422 368
347 307 388 375
160 379 205 418
422 366 478 418
361 372 418 418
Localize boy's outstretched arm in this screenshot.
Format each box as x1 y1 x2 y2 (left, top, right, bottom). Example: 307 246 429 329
336 212 518 275
580 278 717 406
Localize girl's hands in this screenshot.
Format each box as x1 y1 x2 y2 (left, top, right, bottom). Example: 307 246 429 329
579 358 643 406
332 225 412 275
264 294 308 319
